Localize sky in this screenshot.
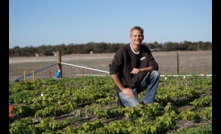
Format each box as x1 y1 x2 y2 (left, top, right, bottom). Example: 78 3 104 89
9 0 212 48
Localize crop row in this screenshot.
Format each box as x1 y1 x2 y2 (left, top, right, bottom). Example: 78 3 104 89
9 76 212 133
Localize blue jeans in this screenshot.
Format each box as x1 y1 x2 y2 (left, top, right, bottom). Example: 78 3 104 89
117 70 160 107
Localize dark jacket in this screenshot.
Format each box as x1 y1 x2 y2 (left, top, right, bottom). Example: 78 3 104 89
109 44 159 91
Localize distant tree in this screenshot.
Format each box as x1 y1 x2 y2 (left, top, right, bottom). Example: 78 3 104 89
9 49 14 57
94 42 107 53
8 41 212 56
12 46 21 56
73 44 84 54
83 44 93 53
13 46 20 49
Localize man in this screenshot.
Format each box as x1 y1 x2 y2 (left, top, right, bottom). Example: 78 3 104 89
109 26 160 107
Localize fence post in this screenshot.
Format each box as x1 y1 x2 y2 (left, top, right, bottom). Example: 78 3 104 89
177 52 179 74
48 70 51 78
24 70 26 81
82 68 84 77
33 70 35 81
56 50 62 78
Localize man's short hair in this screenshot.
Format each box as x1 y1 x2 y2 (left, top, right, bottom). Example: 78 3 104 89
130 26 144 35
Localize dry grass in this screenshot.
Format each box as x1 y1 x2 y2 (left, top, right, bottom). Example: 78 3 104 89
9 50 212 82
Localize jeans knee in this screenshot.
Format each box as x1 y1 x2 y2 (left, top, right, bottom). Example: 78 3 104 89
151 70 160 78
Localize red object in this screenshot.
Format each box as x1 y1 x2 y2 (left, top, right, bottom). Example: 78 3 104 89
48 70 51 78
82 68 84 77
9 105 13 117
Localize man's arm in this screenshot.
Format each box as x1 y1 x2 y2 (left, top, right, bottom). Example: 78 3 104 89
130 66 153 74
111 74 135 98
111 74 125 90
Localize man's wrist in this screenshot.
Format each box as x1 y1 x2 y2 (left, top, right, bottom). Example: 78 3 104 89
121 87 126 91
139 68 144 72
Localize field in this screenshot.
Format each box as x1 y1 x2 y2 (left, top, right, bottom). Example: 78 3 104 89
9 76 212 133
9 51 212 133
9 50 212 83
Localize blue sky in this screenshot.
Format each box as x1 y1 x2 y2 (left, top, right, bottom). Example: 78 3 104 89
9 0 212 48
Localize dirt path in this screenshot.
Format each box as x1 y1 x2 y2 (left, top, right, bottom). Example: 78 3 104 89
9 51 211 64
9 51 212 82
9 53 115 64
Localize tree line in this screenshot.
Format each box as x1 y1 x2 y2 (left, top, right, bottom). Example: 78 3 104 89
9 41 212 57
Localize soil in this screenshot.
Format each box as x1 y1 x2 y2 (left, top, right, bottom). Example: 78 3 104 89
9 51 212 83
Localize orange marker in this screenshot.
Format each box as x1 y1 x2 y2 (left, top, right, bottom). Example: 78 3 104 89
9 105 14 117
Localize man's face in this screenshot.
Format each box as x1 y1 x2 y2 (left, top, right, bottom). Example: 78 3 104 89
130 29 144 46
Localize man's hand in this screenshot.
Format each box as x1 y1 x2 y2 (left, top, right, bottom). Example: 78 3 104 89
130 68 140 74
111 74 135 98
122 88 135 98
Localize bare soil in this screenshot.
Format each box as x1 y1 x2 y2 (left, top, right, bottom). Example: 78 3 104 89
9 51 212 82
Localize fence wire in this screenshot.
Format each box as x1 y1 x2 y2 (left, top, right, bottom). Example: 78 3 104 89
9 51 212 83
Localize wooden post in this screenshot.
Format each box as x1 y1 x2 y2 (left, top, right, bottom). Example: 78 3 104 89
48 70 51 78
24 70 26 81
56 50 62 78
82 68 84 77
33 70 35 81
177 52 179 74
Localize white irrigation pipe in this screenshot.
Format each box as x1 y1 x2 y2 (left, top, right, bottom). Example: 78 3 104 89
61 62 109 74
160 74 212 77
61 61 212 77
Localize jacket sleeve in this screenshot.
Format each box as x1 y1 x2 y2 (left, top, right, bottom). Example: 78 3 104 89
109 47 124 75
148 52 159 71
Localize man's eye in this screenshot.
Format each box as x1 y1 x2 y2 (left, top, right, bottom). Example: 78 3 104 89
134 35 142 37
